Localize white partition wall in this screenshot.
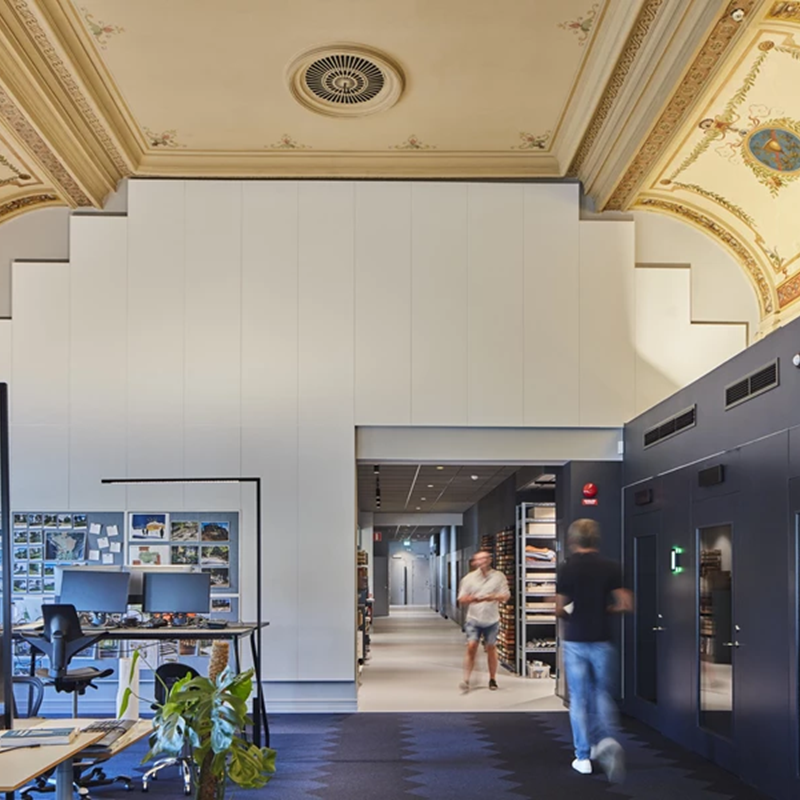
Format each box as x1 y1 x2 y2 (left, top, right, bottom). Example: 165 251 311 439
0 180 750 711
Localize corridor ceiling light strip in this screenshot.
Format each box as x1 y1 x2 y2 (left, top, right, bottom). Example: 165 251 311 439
404 464 422 510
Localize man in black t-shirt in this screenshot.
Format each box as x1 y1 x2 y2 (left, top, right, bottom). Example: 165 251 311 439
556 518 632 782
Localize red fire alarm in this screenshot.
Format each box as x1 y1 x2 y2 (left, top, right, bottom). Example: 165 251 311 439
582 482 599 506
373 531 382 542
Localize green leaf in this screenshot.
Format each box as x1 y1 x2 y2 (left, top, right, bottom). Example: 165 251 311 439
118 687 133 717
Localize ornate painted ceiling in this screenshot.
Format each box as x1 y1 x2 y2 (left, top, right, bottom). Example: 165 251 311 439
619 1 800 332
0 0 797 330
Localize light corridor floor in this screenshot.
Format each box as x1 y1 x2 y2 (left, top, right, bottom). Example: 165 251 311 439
358 605 566 712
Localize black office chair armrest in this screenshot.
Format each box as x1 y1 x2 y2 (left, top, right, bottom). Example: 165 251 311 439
12 676 45 717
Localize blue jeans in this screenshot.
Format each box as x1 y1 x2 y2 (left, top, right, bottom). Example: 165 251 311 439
562 640 618 760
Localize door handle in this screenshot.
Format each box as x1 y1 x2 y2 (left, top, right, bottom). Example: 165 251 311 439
722 641 741 648
651 626 666 631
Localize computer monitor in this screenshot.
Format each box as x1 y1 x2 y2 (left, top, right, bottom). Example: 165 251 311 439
53 564 123 597
126 565 195 605
143 571 211 615
57 569 131 614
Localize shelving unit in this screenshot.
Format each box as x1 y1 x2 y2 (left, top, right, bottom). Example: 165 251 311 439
493 528 516 671
356 550 371 669
515 502 558 678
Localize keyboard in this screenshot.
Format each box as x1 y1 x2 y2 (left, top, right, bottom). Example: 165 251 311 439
82 719 136 748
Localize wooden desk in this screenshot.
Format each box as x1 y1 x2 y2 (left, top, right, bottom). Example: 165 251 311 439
0 718 152 800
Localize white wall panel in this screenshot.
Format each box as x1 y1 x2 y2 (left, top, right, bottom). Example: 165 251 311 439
69 425 127 510
11 425 68 509
523 184 580 425
467 184 524 425
579 221 636 426
184 182 242 428
297 182 355 681
11 262 70 426
183 426 241 507
410 183 468 424
241 183 300 680
69 216 127 429
634 267 746 414
354 183 412 424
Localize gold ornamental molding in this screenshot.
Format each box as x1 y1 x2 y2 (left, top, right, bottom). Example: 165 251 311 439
568 0 665 177
8 0 131 177
604 0 760 211
0 191 60 221
0 84 88 205
636 197 774 317
768 1 800 22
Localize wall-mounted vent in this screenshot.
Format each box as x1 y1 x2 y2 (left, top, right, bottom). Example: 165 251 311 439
643 405 696 449
724 359 779 410
698 464 725 488
634 488 653 506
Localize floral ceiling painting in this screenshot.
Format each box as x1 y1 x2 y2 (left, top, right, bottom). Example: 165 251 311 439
636 16 800 322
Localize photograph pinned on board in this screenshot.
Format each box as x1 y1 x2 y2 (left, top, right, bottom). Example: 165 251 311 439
45 530 86 562
171 545 199 565
201 521 229 542
28 578 43 593
73 514 88 530
130 513 169 541
27 513 43 526
28 546 43 561
200 545 229 566
43 578 56 593
57 514 73 528
43 563 55 578
13 514 27 528
28 562 42 577
13 562 26 576
171 520 200 542
13 546 28 561
43 514 58 528
13 530 27 545
12 578 27 593
202 567 230 588
28 530 43 545
129 544 170 566
211 597 232 615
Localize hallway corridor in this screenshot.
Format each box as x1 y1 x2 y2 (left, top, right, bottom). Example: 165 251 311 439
358 606 564 712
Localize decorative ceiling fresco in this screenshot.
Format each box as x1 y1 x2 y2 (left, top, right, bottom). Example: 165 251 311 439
0 0 794 335
623 2 800 332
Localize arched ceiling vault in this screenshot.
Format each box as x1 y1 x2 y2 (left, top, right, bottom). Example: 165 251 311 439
0 1 793 333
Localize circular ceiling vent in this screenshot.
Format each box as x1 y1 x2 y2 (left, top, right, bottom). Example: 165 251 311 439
287 45 404 118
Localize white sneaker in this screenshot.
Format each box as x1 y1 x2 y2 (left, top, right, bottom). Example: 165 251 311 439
571 758 592 775
595 738 625 783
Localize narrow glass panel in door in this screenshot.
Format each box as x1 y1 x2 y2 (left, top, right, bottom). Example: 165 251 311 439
635 534 658 703
698 524 733 737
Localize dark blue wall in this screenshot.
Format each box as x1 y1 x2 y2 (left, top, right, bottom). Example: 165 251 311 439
623 313 800 800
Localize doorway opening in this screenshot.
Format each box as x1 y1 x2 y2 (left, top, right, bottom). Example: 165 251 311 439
356 463 566 712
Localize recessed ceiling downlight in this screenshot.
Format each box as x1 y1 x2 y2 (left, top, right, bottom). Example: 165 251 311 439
287 44 404 118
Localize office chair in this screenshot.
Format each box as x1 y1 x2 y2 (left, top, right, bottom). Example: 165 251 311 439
19 605 132 798
142 663 201 795
21 604 114 717
0 655 45 718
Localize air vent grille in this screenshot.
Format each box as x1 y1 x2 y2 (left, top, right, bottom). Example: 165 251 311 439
643 405 696 449
724 359 779 410
305 54 385 104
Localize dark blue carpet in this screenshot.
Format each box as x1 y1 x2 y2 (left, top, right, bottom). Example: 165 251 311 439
85 714 769 800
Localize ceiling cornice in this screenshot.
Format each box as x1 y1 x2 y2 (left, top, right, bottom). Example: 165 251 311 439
557 0 653 175
0 0 133 207
136 150 562 179
600 0 762 210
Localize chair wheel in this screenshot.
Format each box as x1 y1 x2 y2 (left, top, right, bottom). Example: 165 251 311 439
184 785 191 796
142 785 149 793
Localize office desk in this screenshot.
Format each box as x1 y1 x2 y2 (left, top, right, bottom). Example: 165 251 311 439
0 718 152 800
13 622 270 748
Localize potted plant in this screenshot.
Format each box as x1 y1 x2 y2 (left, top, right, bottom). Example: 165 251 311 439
121 653 276 800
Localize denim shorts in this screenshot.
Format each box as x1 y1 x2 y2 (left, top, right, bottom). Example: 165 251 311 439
465 620 499 646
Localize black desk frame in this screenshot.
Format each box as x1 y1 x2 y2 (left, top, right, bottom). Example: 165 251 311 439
16 622 270 746
100 476 268 748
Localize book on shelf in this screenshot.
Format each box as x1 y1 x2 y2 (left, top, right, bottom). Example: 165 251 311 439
0 727 79 747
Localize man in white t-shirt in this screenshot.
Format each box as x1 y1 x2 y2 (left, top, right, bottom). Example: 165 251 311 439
457 549 510 692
